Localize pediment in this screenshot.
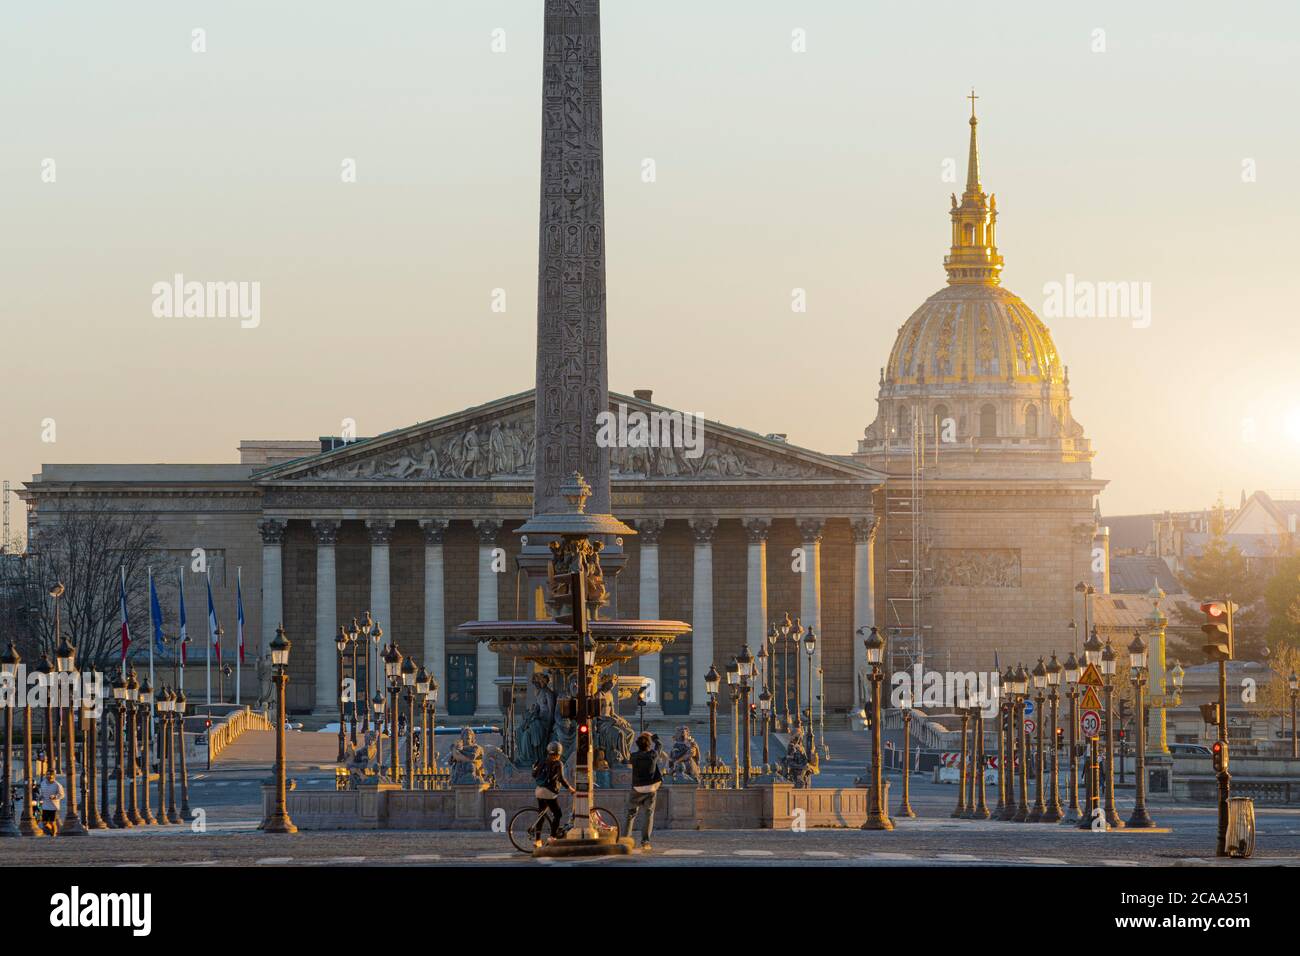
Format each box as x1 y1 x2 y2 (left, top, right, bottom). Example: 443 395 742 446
255 391 882 484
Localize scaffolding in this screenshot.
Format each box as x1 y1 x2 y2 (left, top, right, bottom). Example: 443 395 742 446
1 480 8 553
883 405 931 680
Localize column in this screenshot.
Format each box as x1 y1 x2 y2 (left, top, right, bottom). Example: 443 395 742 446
420 519 449 701
312 520 340 713
366 518 394 638
257 519 286 660
852 516 879 713
636 518 664 716
743 519 770 650
798 518 825 716
474 519 502 716
690 518 717 716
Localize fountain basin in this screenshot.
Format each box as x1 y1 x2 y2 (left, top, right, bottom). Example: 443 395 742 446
455 619 690 669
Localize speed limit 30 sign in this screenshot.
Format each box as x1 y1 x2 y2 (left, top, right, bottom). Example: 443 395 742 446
1080 709 1102 737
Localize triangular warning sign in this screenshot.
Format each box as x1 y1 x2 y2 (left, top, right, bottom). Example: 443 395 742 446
1078 663 1104 687
1081 686 1102 710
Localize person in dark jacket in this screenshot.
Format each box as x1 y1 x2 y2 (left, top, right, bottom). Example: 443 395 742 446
533 741 575 845
624 732 662 850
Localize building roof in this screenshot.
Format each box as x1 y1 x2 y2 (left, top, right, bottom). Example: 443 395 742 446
1102 513 1158 554
1109 555 1182 594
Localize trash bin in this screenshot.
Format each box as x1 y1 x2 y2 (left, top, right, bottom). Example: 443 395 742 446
1225 796 1255 858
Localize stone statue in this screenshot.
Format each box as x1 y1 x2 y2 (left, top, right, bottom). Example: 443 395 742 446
346 731 379 787
515 672 557 768
255 655 274 711
594 676 634 765
447 727 487 787
780 733 813 789
667 726 700 783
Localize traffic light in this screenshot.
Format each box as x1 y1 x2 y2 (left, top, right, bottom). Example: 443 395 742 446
1211 739 1229 773
1200 601 1236 660
1055 727 1064 750
1199 702 1221 727
553 569 588 635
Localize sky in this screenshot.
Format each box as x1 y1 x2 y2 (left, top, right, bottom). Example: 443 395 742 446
2 0 1298 538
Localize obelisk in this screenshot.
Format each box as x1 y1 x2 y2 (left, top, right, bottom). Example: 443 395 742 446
533 0 611 519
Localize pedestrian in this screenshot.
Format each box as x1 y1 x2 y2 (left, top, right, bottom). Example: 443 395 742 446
38 770 64 837
532 741 574 847
624 732 662 851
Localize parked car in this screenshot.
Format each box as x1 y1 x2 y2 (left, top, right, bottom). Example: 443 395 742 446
1168 743 1211 756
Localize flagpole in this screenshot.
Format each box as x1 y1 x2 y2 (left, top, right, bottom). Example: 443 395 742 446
147 566 156 721
120 565 129 665
205 569 212 708
178 566 187 693
236 567 243 707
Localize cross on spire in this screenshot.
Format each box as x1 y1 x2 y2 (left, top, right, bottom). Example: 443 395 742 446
968 88 979 119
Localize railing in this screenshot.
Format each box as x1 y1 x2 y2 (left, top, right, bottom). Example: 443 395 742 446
336 765 451 791
205 706 273 763
698 765 735 790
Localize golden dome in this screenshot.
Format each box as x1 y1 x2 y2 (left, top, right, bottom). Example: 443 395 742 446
885 283 1063 386
885 93 1062 388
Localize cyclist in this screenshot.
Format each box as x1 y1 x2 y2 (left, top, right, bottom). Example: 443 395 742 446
532 741 575 846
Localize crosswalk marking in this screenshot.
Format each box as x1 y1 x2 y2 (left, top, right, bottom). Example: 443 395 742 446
870 851 915 860
1102 859 1140 867
734 849 774 857
403 854 441 861
804 851 842 858
179 860 217 866
255 857 293 865
663 849 703 856
936 853 980 861
325 856 366 864
476 852 514 860
1020 857 1067 865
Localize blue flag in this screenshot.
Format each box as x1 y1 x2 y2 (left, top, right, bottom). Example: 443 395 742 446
149 570 167 657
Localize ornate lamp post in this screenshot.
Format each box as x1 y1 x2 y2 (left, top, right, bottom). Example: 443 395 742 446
1011 664 1030 822
738 644 754 787
726 657 740 788
1043 653 1064 822
137 678 156 826
265 625 296 834
427 676 439 768
1101 639 1124 828
1078 628 1104 828
704 664 720 769
335 626 349 762
1063 652 1082 822
802 626 817 751
1028 659 1047 822
53 629 89 834
776 615 793 730
371 691 386 771
125 667 145 825
0 641 19 838
383 643 402 782
111 670 132 829
758 689 771 772
401 655 417 789
898 692 916 818
175 689 191 820
997 666 1017 821
953 704 970 819
1127 631 1155 828
994 666 1007 814
149 687 166 825
789 616 804 730
80 671 104 829
860 626 893 830
160 688 180 824
971 699 990 819
345 618 360 745
415 666 431 773
1289 670 1298 760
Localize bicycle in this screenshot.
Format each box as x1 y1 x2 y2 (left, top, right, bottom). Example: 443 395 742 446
507 796 618 853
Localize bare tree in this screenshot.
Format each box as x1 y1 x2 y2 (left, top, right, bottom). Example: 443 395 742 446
0 504 169 668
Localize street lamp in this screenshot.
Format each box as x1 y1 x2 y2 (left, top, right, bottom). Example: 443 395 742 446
1063 651 1082 822
383 643 403 782
997 666 1017 821
265 624 296 834
137 678 156 826
953 697 970 819
1101 639 1124 828
175 689 191 820
402 655 417 790
726 657 740 788
758 689 771 772
427 676 439 769
415 665 431 774
1044 653 1063 822
335 626 349 762
1127 631 1155 828
0 641 20 838
802 626 817 749
860 626 893 830
789 616 803 732
738 644 753 787
111 669 132 829
1011 664 1030 822
125 667 144 826
705 664 720 770
57 634 90 835
1028 659 1047 823
994 666 1009 815
159 688 180 824
898 692 917 818
371 691 386 771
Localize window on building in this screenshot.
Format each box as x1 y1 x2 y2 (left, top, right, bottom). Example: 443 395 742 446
1025 404 1038 437
979 404 997 438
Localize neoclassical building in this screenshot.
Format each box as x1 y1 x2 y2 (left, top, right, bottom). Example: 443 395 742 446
20 101 1104 720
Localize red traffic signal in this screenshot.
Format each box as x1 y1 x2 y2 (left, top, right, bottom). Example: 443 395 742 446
578 723 589 736
1211 739 1229 773
1200 600 1235 660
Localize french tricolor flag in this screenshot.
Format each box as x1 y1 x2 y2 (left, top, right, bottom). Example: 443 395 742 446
118 567 131 662
206 572 222 663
